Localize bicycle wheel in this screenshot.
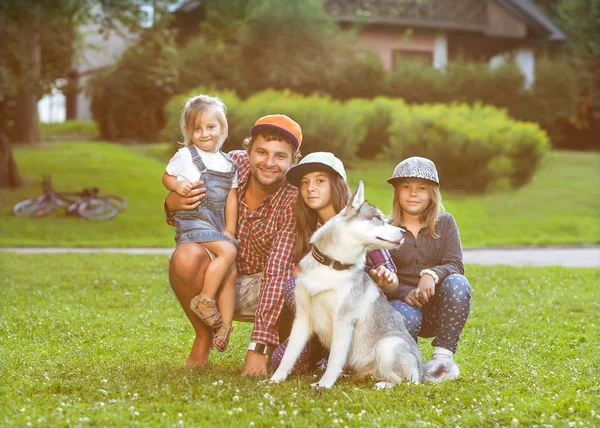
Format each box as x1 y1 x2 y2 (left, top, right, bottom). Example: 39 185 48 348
102 194 127 211
77 198 119 220
12 198 57 217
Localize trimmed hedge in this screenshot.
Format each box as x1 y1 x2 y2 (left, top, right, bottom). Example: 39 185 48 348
162 88 550 193
384 103 550 192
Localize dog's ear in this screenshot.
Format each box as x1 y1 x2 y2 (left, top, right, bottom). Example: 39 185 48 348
345 180 365 215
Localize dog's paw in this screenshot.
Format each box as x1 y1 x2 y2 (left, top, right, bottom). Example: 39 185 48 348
311 380 334 389
374 381 395 390
269 377 285 384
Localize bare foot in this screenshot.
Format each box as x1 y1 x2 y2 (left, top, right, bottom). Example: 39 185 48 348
184 335 212 368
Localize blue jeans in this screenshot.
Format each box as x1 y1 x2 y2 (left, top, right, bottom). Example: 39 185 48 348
390 274 471 353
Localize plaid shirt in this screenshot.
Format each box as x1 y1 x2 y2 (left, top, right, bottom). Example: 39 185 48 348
230 150 297 345
366 249 396 273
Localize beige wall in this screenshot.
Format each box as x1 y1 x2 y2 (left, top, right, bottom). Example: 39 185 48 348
355 28 436 70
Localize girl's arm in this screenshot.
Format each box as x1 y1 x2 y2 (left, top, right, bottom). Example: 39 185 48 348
223 188 238 239
427 213 464 283
163 171 192 196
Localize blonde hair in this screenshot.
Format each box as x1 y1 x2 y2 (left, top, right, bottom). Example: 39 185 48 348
389 179 444 238
179 94 228 148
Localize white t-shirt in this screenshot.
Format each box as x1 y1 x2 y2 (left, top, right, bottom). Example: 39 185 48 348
166 147 238 189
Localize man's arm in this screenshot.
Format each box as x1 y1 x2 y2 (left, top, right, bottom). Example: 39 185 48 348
242 202 296 376
163 182 206 226
224 188 238 238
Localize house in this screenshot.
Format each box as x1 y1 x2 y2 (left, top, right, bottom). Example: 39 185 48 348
324 0 566 87
173 0 566 88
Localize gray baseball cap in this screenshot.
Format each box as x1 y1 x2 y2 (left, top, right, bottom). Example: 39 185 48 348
286 151 347 188
387 156 439 186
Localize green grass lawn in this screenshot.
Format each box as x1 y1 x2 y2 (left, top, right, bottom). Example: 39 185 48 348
1 141 599 247
1 253 598 426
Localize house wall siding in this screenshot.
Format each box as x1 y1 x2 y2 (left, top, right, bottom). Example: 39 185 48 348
486 1 527 38
356 28 435 70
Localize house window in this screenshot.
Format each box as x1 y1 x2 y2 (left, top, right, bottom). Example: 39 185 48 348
393 49 432 68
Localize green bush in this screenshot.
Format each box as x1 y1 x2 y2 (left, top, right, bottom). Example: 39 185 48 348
228 89 364 159
39 120 98 139
329 50 387 100
386 60 444 104
384 103 551 193
161 88 549 193
88 29 178 142
175 37 242 95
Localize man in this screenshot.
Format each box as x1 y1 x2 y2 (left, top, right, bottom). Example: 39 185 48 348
165 114 301 376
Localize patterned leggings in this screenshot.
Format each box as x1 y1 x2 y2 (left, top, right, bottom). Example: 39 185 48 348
390 274 471 353
270 277 328 374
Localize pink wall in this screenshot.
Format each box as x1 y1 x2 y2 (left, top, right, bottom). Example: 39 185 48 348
355 28 436 70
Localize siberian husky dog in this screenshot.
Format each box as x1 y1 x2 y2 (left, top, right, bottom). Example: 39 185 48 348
270 181 458 389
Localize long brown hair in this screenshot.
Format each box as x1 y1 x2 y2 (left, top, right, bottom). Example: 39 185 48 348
388 179 444 238
294 172 350 262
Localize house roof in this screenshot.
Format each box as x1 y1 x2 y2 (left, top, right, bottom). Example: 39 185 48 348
325 0 566 41
493 0 566 41
174 0 566 41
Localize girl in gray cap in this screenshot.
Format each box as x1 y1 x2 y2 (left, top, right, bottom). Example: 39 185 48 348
385 156 471 371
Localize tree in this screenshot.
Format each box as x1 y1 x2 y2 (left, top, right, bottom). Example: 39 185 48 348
0 0 166 188
535 0 600 124
236 0 342 96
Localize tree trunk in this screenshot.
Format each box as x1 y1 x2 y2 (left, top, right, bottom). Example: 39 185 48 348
0 134 25 188
10 94 41 143
9 20 41 144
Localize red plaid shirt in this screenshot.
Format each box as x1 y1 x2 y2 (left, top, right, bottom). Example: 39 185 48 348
230 150 297 345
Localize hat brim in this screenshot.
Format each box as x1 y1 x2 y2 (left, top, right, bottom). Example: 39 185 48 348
387 176 439 186
286 162 341 188
250 124 300 149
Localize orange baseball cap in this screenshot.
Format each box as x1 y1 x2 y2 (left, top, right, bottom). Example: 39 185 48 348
250 114 302 149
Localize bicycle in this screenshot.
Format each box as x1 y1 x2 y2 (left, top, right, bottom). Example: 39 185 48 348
12 175 127 221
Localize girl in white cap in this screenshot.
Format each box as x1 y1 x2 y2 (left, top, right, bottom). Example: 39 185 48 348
386 156 471 372
271 152 399 373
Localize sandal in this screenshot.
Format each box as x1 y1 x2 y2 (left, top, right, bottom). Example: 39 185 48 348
213 323 233 352
190 293 222 327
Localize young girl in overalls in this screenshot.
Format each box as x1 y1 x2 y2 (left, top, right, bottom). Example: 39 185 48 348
386 156 471 377
162 95 237 352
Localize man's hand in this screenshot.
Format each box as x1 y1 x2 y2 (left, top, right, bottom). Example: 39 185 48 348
241 350 268 376
175 179 193 196
369 266 398 292
415 274 436 304
222 230 235 241
405 288 423 308
165 181 206 210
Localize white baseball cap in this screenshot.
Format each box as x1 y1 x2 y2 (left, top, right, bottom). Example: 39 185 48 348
286 152 347 188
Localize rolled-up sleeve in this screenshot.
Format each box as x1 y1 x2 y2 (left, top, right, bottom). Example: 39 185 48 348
251 202 296 345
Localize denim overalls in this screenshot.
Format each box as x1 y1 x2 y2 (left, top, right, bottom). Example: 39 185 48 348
173 146 237 246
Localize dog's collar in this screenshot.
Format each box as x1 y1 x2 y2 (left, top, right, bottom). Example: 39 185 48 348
310 245 355 271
